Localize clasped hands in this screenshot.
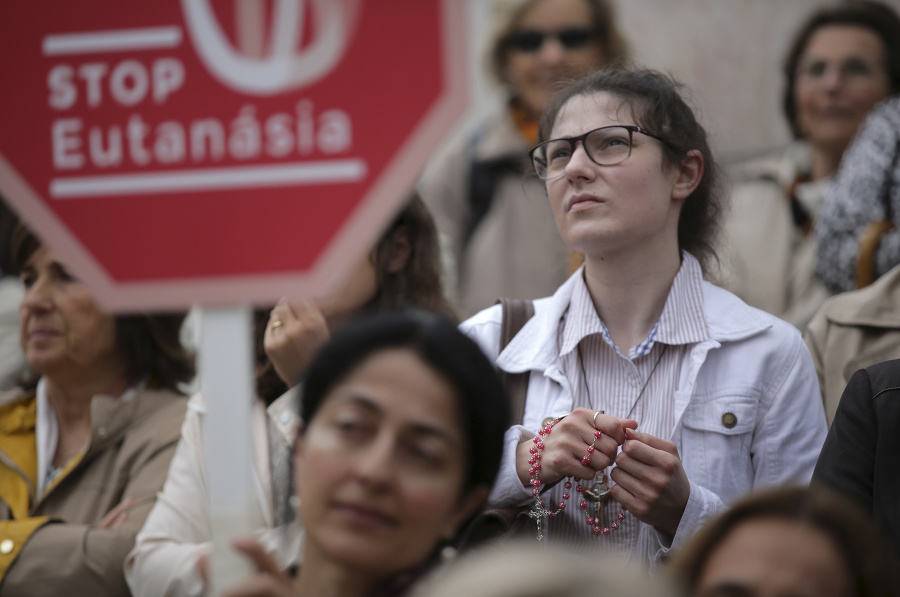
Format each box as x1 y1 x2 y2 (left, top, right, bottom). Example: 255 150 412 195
516 407 690 537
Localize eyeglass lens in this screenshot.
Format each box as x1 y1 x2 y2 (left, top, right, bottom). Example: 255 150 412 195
533 126 634 180
507 27 593 52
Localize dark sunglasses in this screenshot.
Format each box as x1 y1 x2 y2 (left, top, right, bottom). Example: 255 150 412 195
505 27 595 53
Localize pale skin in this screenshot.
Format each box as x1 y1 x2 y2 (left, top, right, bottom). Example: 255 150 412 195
794 25 890 181
19 245 134 527
516 92 702 537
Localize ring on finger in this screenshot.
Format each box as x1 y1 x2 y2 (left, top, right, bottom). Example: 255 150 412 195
592 410 604 428
271 320 284 329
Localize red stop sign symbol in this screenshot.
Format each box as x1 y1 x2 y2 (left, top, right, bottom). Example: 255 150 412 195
0 0 468 310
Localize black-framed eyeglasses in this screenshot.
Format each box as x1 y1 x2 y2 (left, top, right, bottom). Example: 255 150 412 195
505 27 594 53
529 125 671 180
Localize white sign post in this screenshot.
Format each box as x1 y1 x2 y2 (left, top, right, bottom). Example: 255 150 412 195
199 307 256 594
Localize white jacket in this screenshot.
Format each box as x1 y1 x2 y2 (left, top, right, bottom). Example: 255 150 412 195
125 390 300 597
460 269 827 566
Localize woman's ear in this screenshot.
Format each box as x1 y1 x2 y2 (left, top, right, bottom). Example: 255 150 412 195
440 486 490 541
671 149 704 201
384 227 412 274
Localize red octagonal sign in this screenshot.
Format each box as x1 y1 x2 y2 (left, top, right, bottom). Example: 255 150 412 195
0 0 467 311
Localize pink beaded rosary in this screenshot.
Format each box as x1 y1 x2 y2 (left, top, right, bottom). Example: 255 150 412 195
527 417 627 541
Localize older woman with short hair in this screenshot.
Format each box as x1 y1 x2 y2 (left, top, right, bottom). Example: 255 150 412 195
0 225 194 596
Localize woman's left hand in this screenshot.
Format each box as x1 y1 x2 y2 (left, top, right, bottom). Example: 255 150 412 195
609 428 690 538
221 538 295 597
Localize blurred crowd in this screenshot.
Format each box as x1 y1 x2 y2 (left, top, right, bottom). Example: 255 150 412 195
2 1 900 596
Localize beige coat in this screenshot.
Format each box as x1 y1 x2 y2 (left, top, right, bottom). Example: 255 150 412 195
804 263 900 424
125 390 299 597
418 109 569 319
717 143 830 330
0 386 187 596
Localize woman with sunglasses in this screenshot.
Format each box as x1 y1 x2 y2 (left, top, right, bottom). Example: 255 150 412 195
461 69 827 568
418 0 628 318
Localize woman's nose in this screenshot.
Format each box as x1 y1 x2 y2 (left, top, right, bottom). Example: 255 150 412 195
21 278 52 312
564 142 596 180
537 38 567 66
352 435 396 489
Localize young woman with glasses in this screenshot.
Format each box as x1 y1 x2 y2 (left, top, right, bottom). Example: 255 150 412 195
461 69 827 568
418 0 628 318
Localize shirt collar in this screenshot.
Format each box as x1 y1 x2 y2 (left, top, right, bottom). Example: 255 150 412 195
559 253 708 359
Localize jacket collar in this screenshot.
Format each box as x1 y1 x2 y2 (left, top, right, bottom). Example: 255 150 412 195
821 263 900 329
497 257 774 374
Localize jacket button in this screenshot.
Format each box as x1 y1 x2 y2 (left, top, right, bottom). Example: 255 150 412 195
721 412 738 429
0 539 13 554
98 427 107 438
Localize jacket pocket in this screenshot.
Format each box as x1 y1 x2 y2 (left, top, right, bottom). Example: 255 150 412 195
680 393 758 502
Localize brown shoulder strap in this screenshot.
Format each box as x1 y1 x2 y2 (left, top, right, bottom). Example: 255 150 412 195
496 298 535 425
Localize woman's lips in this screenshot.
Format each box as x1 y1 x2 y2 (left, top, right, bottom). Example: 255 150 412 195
333 502 398 529
568 194 605 213
27 328 60 340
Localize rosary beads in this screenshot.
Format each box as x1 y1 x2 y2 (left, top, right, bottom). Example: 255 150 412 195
528 417 627 540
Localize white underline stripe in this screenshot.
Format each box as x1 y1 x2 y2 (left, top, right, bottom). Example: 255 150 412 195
49 160 368 198
43 27 183 55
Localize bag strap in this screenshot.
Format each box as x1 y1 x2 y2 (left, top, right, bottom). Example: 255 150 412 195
496 297 535 425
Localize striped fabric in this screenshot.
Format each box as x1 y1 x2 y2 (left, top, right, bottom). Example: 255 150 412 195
544 253 708 562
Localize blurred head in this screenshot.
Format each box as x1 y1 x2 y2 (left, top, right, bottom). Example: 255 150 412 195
412 542 675 597
536 69 723 271
294 312 509 581
313 193 454 331
489 0 628 118
13 225 194 393
672 487 899 597
783 1 900 151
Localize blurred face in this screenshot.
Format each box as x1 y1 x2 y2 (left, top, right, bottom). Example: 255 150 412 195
694 518 852 597
794 24 890 154
504 0 605 117
545 92 694 259
295 348 484 578
19 246 120 378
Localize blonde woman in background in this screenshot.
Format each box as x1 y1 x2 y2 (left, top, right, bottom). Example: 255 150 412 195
418 0 628 318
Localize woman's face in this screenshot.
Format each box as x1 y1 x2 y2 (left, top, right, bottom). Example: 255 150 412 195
295 348 484 578
694 518 851 597
544 92 698 260
794 24 890 154
504 0 605 118
19 245 120 379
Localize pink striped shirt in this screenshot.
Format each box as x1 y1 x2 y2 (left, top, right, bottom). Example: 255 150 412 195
545 254 708 560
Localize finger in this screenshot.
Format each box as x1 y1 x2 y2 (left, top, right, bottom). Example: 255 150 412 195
98 496 135 527
232 537 286 579
196 553 209 586
624 428 680 457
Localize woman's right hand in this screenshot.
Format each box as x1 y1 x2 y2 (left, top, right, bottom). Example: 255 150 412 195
515 408 633 488
264 298 330 386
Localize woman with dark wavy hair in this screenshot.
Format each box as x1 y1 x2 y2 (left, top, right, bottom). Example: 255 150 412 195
127 194 456 597
0 224 194 596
